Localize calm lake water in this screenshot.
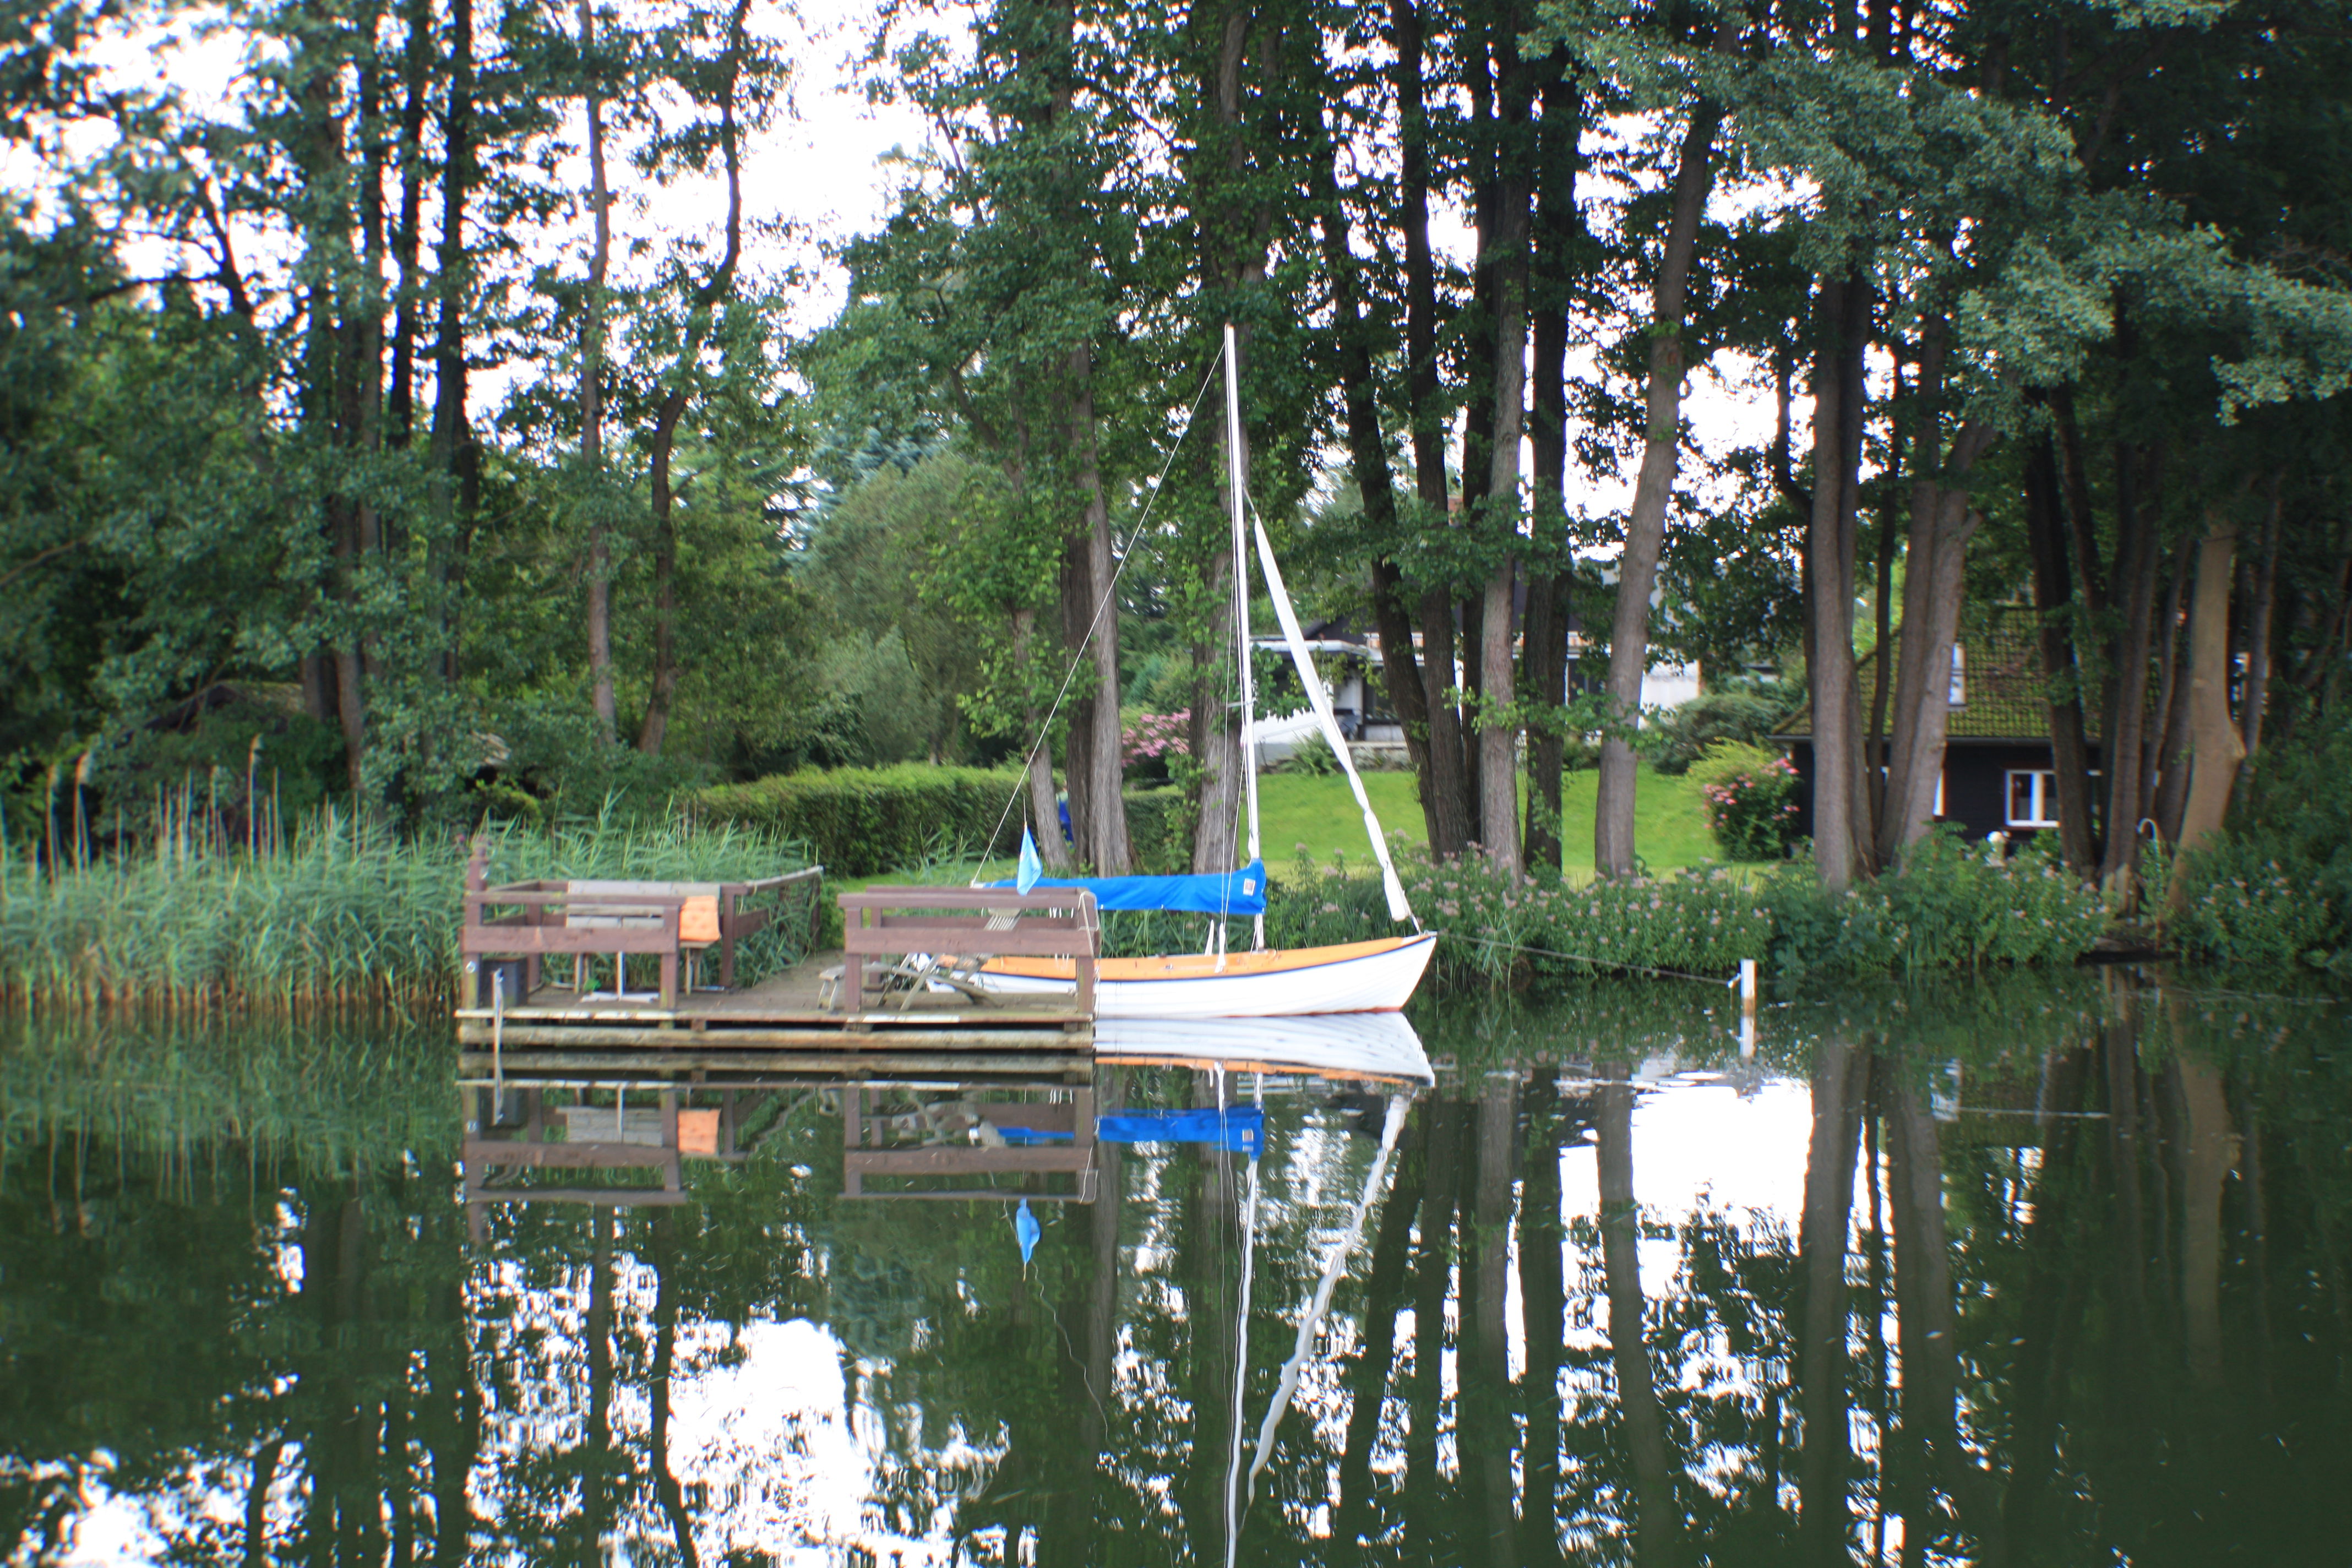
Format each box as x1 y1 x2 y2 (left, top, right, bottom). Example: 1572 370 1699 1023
3 970 2345 1566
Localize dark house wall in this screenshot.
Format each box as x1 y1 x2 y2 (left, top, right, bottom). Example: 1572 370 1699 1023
1784 741 2102 847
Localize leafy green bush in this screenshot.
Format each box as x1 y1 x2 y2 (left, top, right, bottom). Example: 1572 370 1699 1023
1765 829 2108 979
1243 827 2106 993
693 764 1025 875
2174 843 2338 970
1264 843 1772 987
1647 690 1785 775
1282 732 1341 775
1123 785 1196 874
1690 742 1799 861
2171 706 2352 971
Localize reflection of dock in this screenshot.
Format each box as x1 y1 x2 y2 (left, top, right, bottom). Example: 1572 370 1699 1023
464 1086 723 1237
843 1085 1098 1203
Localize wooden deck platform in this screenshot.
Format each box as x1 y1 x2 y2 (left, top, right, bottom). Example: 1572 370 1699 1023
456 951 1094 1082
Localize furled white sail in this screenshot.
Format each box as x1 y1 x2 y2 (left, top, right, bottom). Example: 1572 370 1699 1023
1250 514 1417 924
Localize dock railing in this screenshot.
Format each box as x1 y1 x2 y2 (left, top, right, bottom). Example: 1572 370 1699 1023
837 886 1100 1016
462 843 825 1005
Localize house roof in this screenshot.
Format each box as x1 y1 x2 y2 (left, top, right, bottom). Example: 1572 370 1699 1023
1773 605 2065 742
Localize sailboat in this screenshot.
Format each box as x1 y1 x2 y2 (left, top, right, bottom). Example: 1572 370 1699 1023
967 324 1438 1020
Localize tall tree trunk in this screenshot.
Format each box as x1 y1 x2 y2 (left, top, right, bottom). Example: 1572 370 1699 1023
295 17 368 793
2240 471 2282 764
1460 587 1485 825
1063 345 1132 874
428 0 473 689
1805 281 1861 889
1309 99 1440 842
1474 4 1533 874
639 0 752 756
1189 548 1244 876
2025 430 2099 874
2100 443 2165 895
385 0 431 449
1877 464 1988 862
1391 0 1473 857
2147 533 2198 844
2172 522 2244 866
1863 308 1994 865
580 0 616 744
1010 610 1074 873
1600 1067 1683 1564
1595 25 1733 878
1462 1076 1520 1558
1524 63 1581 877
1062 558 1099 868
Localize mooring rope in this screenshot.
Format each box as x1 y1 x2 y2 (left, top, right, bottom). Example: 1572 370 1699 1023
1445 929 1741 987
981 360 1226 864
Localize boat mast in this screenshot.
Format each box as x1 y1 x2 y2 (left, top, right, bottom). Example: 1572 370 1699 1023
1223 322 1263 948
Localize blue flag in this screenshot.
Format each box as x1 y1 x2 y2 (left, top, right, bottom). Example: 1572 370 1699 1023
1016 827 1043 895
1014 1198 1041 1266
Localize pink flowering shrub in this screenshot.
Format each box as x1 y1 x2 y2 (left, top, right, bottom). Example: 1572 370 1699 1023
1698 754 1800 862
1121 710 1191 766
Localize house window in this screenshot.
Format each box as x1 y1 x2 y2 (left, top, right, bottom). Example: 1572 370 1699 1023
1948 646 1966 707
2006 769 2059 828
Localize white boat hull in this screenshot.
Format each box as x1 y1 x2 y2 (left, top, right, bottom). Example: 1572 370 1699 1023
966 933 1438 1020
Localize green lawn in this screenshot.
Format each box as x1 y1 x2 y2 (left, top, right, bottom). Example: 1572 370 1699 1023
1255 764 1732 880
843 763 1736 887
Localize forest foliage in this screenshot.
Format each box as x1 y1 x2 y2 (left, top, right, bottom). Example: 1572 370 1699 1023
3 0 2350 949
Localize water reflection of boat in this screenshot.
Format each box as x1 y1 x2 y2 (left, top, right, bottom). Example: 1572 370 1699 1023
1094 1010 1434 1084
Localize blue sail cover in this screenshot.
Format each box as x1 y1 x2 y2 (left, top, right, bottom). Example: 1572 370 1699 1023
986 859 1267 916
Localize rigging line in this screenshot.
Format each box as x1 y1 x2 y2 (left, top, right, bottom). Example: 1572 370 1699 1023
1446 929 1734 987
980 359 1228 867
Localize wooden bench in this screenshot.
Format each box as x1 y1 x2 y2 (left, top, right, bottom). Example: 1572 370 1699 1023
462 846 824 1006
836 885 1099 1016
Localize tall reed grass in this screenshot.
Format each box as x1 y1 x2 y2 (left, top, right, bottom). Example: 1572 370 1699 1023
0 791 819 1011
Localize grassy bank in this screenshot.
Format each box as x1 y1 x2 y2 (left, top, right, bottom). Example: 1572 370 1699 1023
1256 765 1738 877
0 808 819 1011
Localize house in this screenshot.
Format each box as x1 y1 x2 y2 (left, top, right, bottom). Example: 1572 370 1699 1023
1251 598 1697 765
1772 606 2089 843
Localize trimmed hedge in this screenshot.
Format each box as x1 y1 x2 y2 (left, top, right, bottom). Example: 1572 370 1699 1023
694 767 1205 879
693 765 1027 876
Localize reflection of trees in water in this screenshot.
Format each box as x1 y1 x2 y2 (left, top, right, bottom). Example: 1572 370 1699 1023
7 983 2352 1564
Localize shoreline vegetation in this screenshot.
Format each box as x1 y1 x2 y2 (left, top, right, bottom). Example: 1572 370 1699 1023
0 798 820 1012
3 763 2340 1014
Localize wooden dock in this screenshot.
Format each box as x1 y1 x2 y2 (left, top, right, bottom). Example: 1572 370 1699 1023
457 884 1101 1081
455 954 1092 1079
